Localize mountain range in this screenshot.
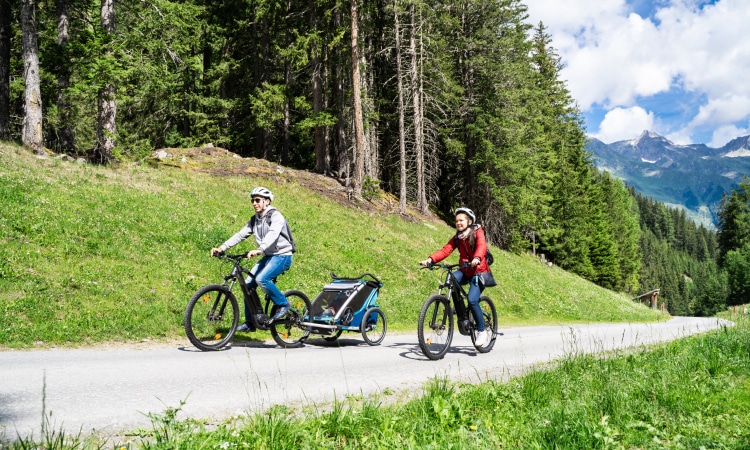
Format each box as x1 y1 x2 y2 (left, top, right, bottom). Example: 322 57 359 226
586 130 750 229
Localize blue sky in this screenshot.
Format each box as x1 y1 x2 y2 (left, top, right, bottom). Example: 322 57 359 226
525 0 746 147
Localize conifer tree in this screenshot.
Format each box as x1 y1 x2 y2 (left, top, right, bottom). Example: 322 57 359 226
0 0 10 139
587 176 620 289
530 21 597 276
717 177 750 264
596 171 641 291
724 243 750 307
393 0 407 214
690 261 727 316
92 0 116 163
53 0 75 153
350 0 365 198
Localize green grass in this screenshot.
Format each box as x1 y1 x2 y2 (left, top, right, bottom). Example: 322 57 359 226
4 314 748 449
0 142 665 348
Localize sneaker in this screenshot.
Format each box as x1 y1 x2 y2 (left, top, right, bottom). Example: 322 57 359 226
474 329 489 348
270 304 290 321
321 308 335 318
237 322 255 333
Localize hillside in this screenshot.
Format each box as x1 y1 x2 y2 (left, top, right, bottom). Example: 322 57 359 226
0 142 666 348
587 131 750 228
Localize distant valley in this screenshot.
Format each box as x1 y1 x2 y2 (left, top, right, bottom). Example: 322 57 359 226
586 131 750 229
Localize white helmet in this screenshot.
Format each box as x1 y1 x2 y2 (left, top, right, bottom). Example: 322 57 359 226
454 207 475 224
250 186 274 202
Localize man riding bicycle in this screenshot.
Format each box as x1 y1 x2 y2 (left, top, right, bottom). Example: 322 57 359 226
211 187 294 331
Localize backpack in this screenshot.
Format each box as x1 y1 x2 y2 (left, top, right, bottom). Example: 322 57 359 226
249 210 297 253
454 228 493 266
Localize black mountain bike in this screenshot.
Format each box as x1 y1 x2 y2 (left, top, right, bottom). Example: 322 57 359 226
184 253 311 351
417 262 499 360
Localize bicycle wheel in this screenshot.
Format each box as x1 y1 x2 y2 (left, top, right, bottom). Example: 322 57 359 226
475 296 498 353
185 284 239 351
417 295 453 360
361 307 387 346
270 290 312 348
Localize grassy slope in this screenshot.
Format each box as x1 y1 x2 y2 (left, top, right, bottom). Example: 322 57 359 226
0 143 666 348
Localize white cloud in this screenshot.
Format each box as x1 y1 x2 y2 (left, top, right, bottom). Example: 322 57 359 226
665 129 694 145
709 125 750 148
657 1 750 96
595 107 656 143
690 95 750 127
561 14 673 109
524 0 627 33
525 0 750 143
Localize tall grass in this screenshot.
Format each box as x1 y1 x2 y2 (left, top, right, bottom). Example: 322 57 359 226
0 144 665 348
3 314 746 449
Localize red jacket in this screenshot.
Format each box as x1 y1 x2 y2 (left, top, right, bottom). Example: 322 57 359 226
429 225 490 277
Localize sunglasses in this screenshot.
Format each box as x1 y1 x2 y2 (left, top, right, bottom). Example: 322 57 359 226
251 198 265 204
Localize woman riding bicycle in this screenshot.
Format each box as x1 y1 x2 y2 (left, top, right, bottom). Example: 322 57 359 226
211 187 294 332
419 207 490 348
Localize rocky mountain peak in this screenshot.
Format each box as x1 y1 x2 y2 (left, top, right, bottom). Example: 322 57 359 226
722 136 750 158
631 130 672 146
587 132 750 228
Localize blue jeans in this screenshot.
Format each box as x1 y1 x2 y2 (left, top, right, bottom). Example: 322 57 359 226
245 254 292 321
452 270 485 332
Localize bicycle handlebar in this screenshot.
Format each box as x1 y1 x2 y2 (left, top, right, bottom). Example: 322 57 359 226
213 252 248 261
422 262 471 271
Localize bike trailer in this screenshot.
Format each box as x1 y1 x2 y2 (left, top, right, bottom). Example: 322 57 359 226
309 273 381 332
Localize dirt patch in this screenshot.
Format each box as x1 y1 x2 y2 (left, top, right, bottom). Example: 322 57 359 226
150 146 437 224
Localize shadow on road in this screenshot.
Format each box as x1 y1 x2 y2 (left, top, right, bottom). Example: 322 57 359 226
386 341 485 361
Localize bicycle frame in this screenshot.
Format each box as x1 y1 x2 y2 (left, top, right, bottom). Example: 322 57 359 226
222 255 275 331
436 265 476 336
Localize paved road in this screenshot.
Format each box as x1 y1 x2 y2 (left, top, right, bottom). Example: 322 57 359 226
0 317 731 440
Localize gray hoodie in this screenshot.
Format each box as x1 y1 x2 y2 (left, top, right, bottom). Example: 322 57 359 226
219 206 294 256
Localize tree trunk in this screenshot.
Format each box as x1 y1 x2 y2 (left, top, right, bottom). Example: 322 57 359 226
334 55 347 180
460 10 477 203
55 0 74 153
410 3 426 213
252 18 263 158
281 0 292 165
365 40 378 180
331 6 346 179
394 0 407 214
350 0 365 199
311 0 327 174
21 0 44 155
0 0 11 139
94 0 116 163
282 59 291 164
